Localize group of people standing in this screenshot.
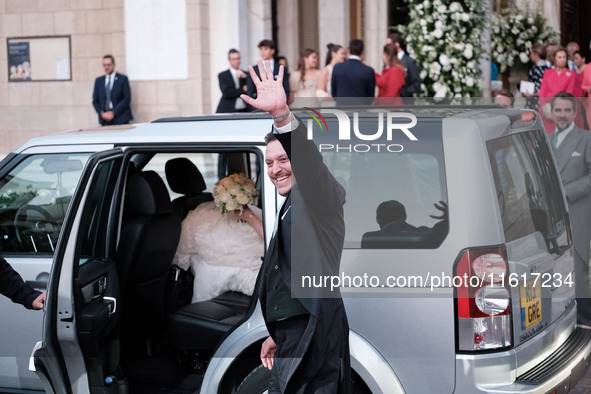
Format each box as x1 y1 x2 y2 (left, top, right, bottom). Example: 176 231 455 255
215 32 422 114
520 40 591 132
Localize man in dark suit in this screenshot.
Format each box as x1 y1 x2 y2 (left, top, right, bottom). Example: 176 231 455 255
550 92 591 325
241 60 350 393
361 200 420 248
331 39 375 105
216 49 248 113
216 49 248 178
92 55 133 125
0 255 45 310
246 40 290 111
387 33 421 98
362 200 448 249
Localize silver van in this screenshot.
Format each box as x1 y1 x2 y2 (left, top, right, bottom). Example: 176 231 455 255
1 106 589 393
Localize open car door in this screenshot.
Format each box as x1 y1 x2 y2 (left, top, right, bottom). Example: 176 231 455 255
31 149 124 394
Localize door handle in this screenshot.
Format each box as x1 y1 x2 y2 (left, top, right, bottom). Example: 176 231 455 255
26 272 49 290
103 296 117 316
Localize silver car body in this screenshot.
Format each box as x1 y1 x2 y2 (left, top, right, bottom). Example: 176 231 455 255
0 109 587 393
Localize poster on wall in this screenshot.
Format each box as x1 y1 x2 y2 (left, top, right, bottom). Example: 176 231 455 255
6 36 71 82
8 41 31 81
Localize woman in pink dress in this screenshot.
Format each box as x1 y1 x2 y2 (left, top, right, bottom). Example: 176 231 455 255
289 48 321 107
539 46 577 133
374 44 405 105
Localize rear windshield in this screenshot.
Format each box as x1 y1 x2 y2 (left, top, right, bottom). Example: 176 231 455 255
317 118 448 249
486 130 569 250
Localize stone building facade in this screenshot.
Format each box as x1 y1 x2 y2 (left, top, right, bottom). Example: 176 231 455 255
0 0 577 155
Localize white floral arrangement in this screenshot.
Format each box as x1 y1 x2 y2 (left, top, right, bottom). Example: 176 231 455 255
213 173 259 214
491 4 558 73
400 0 486 98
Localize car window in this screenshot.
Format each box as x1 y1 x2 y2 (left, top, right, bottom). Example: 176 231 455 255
322 122 449 249
487 130 569 249
142 153 220 196
0 153 91 255
77 158 122 266
142 152 260 198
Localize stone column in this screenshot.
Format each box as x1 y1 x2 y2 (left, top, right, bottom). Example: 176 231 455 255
208 0 240 113
245 0 273 66
208 0 265 113
541 0 560 33
480 0 492 97
363 0 387 72
277 0 299 70
317 0 349 67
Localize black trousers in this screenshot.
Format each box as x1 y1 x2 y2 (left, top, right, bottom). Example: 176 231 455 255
269 314 343 394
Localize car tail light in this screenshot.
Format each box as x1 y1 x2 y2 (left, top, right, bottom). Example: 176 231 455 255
455 246 513 351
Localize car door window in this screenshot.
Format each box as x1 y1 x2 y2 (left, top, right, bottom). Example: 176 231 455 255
321 121 449 249
77 158 122 265
0 153 90 255
487 130 569 249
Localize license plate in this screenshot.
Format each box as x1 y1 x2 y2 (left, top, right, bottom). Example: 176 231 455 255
520 280 542 330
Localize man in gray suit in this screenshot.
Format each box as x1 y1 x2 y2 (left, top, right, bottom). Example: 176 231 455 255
550 92 591 325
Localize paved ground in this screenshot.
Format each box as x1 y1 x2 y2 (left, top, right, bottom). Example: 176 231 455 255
571 360 591 394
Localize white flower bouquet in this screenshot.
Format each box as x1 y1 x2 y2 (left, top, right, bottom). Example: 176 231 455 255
400 0 486 98
491 4 557 73
213 173 259 214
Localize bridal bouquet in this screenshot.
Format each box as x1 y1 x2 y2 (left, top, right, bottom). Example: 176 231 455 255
213 173 259 214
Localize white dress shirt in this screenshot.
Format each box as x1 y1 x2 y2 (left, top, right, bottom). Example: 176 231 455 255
555 122 575 148
229 68 246 110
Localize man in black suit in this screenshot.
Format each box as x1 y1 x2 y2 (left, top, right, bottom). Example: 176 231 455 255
387 33 421 98
549 92 591 325
241 61 350 393
92 55 133 125
331 39 375 105
216 48 248 178
361 200 420 249
216 49 248 113
246 40 290 111
361 200 448 249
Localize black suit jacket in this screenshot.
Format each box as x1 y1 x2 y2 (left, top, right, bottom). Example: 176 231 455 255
216 69 247 113
257 118 350 393
92 72 133 125
400 53 421 97
331 58 376 105
245 63 290 111
361 221 420 249
0 256 41 309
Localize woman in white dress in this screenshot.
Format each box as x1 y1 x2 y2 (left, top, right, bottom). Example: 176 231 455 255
316 43 346 99
173 175 264 303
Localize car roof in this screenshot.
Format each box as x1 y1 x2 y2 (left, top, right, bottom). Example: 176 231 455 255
13 106 534 154
14 113 275 153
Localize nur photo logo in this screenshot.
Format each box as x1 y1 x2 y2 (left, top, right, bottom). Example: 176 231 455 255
302 108 419 153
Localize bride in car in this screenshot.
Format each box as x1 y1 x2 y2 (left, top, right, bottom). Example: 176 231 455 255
173 173 263 303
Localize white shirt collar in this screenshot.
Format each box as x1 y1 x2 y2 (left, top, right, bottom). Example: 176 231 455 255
348 55 361 61
397 50 405 60
261 59 275 72
105 72 117 84
555 122 575 148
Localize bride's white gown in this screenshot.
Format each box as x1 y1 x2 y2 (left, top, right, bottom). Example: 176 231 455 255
173 201 264 303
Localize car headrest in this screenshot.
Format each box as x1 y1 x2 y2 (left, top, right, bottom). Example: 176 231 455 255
165 158 207 195
127 171 172 215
